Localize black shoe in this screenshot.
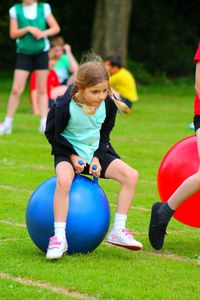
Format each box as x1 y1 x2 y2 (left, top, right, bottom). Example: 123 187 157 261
148 202 168 250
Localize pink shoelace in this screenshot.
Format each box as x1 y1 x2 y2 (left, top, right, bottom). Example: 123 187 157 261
122 229 134 238
49 236 61 246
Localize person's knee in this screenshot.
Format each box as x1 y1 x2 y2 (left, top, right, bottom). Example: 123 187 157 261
37 87 47 96
124 168 139 186
11 86 23 97
56 176 72 192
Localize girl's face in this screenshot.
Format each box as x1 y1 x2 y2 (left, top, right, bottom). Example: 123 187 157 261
23 0 36 5
54 46 64 59
80 80 109 108
104 61 118 75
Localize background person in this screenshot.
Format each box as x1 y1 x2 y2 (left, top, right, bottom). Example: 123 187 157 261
148 42 200 250
51 36 79 86
0 0 60 135
29 47 61 113
104 54 138 114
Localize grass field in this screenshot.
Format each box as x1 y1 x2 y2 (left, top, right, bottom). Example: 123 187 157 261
0 74 200 300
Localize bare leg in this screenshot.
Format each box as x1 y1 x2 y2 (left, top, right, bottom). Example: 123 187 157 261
6 70 29 117
54 161 75 222
36 70 48 119
105 159 139 214
167 129 200 210
105 159 142 250
149 129 200 250
46 161 74 259
30 90 39 115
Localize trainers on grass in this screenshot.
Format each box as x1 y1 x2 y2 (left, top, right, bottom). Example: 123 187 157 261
38 122 46 134
46 236 68 260
107 228 143 251
148 202 168 250
0 122 12 135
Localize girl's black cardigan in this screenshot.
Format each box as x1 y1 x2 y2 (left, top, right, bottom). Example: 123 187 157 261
45 86 120 160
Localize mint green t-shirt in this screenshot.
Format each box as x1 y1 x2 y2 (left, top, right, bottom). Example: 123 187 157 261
54 54 71 83
61 100 106 164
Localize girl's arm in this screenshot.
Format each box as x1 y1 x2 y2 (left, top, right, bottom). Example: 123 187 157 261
10 13 60 40
64 44 79 74
30 13 60 40
41 13 60 38
9 18 30 39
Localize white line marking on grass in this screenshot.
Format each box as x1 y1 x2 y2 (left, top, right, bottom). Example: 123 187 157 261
109 203 150 212
0 272 100 300
104 243 200 265
143 250 200 265
128 229 197 235
0 220 26 228
0 185 32 193
1 219 197 235
167 228 199 234
18 163 52 171
133 205 150 212
0 238 29 242
1 221 199 265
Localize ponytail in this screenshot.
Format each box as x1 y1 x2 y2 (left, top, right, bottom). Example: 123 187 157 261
112 97 130 113
107 87 130 113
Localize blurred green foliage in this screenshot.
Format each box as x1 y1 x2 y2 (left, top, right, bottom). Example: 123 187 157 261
0 0 199 77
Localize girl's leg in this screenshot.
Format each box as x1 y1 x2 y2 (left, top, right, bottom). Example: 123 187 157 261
54 161 74 222
167 128 200 209
0 70 29 134
46 161 75 260
6 70 29 117
104 159 143 250
149 129 200 250
104 159 139 214
30 89 39 115
36 70 48 132
167 171 200 210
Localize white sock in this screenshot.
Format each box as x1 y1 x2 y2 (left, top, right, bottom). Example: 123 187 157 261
113 213 127 230
40 118 46 126
4 117 13 126
54 222 66 241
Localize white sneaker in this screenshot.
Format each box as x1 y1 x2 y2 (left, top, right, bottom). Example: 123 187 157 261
107 228 143 251
0 122 12 135
38 122 46 134
46 236 68 260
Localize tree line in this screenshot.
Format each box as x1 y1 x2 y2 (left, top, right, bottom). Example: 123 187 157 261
0 0 199 78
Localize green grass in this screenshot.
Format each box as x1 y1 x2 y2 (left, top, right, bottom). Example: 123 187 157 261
0 74 200 299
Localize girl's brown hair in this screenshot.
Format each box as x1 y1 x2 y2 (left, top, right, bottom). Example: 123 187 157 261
71 52 129 113
50 36 65 47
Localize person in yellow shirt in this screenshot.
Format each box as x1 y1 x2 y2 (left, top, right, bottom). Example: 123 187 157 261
104 54 138 113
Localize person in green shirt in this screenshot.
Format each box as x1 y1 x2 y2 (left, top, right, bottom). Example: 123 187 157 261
51 36 79 85
0 0 60 135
